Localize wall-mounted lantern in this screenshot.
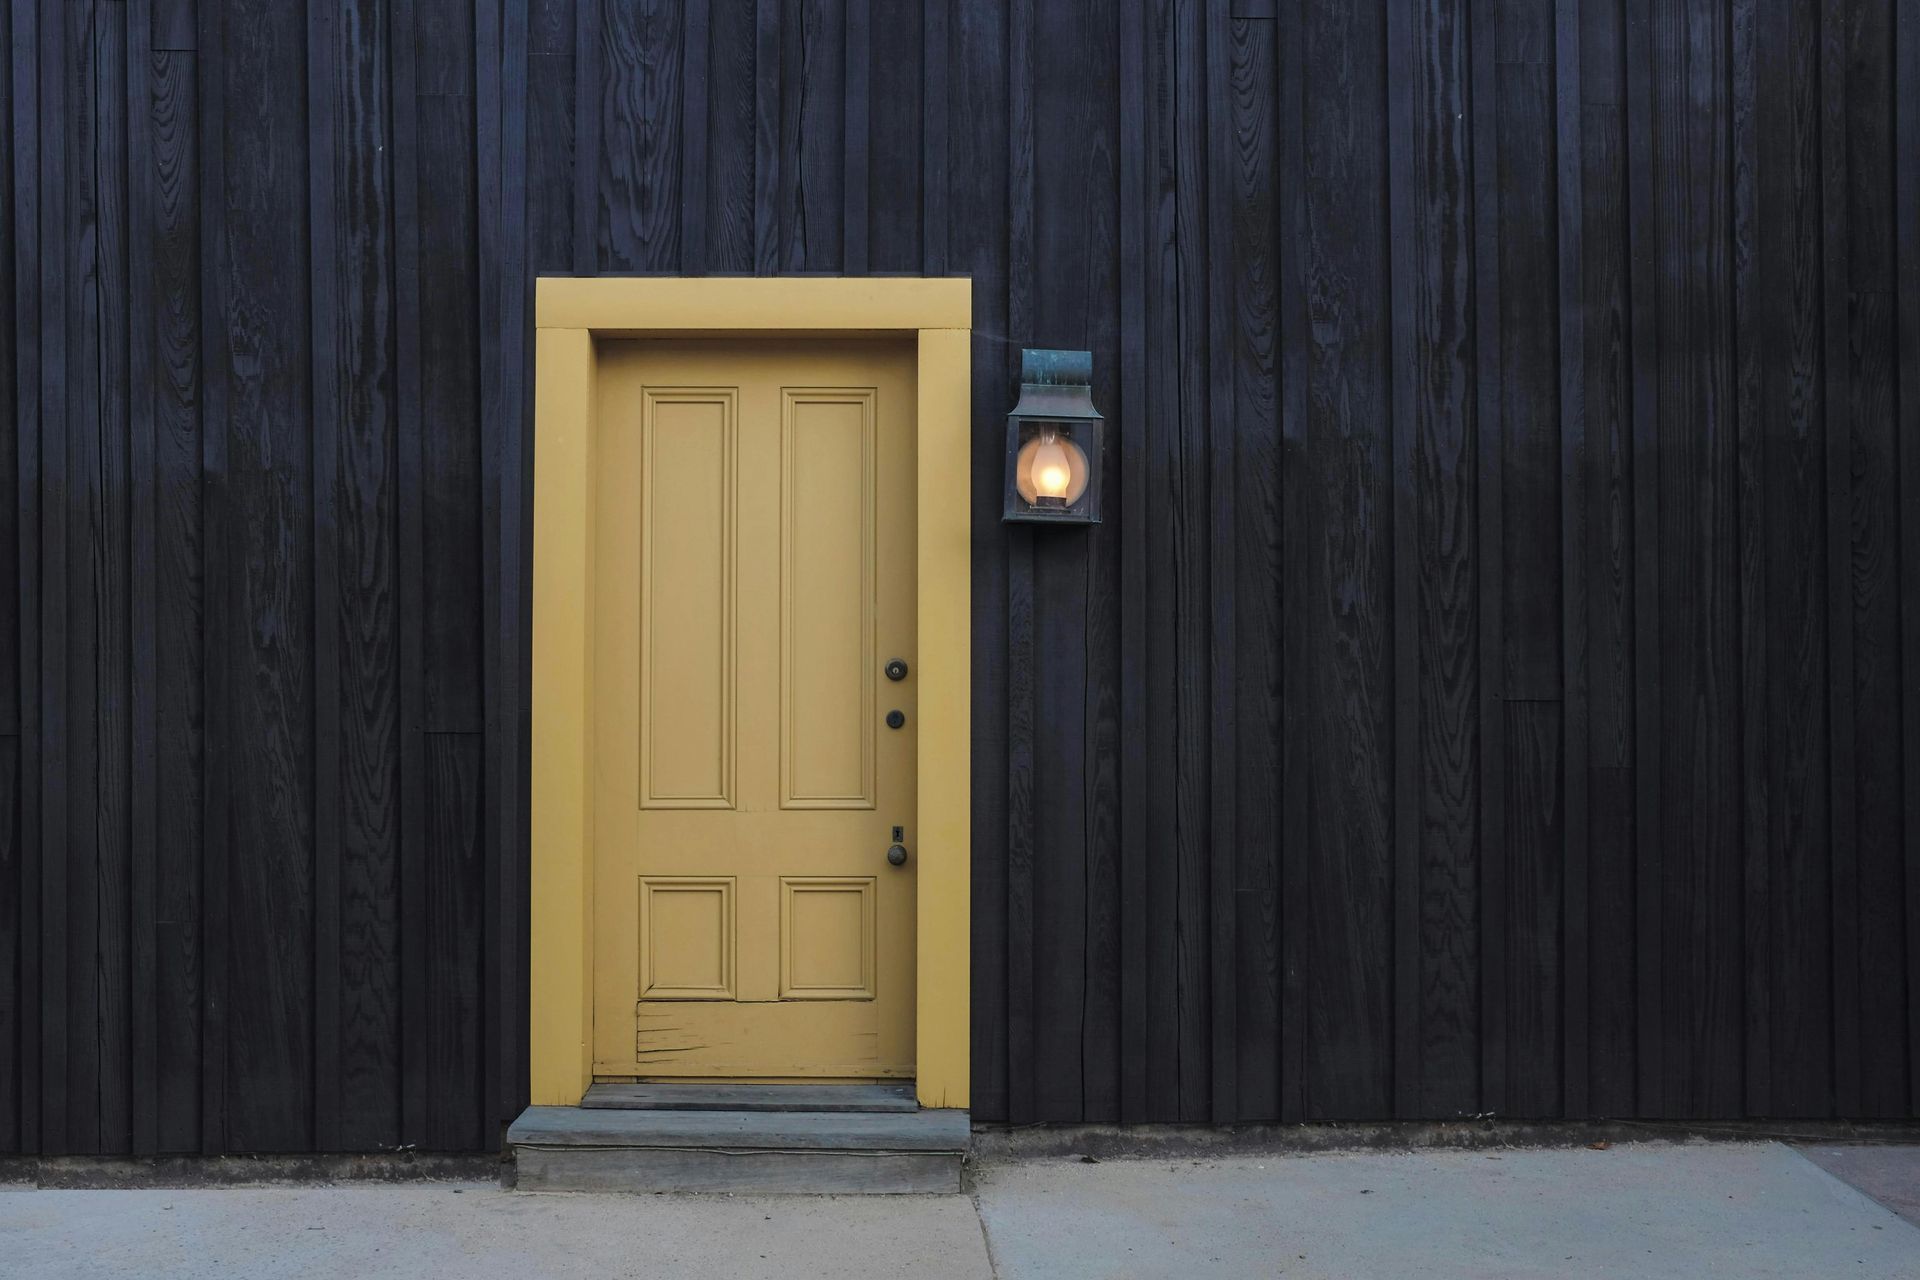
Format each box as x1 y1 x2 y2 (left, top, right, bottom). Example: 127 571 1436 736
1002 348 1104 525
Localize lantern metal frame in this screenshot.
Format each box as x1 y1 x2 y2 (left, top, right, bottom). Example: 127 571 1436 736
1001 348 1104 525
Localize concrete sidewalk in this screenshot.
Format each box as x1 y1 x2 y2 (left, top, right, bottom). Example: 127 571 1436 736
2 1141 1915 1278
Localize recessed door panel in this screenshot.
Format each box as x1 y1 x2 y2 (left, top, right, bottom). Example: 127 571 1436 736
782 391 876 809
592 340 917 1080
640 390 736 808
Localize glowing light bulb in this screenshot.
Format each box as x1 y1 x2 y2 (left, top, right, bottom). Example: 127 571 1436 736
1032 430 1073 500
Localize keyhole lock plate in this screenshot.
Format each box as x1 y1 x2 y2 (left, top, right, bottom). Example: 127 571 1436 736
885 659 909 682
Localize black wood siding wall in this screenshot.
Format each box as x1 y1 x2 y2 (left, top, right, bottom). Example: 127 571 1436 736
2 0 1918 1151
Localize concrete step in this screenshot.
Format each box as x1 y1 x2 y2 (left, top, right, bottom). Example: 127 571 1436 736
581 1081 919 1112
508 1103 970 1195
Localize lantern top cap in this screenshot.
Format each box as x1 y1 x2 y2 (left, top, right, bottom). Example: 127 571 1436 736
1010 348 1103 423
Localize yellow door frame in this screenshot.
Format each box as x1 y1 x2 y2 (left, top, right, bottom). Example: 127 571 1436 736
529 277 972 1109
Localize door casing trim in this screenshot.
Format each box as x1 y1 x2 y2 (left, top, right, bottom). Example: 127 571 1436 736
530 277 972 1108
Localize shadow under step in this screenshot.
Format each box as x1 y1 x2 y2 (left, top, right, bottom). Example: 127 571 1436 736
507 1105 970 1195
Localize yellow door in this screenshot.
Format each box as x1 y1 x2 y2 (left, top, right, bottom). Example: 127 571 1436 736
591 339 918 1079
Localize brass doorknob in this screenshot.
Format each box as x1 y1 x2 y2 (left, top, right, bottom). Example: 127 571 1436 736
886 843 909 867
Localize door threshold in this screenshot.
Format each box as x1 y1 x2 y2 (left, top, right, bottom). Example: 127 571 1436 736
581 1081 919 1113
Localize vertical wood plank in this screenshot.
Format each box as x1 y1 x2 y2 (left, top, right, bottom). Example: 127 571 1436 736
1469 0 1507 1118
127 0 161 1157
9 0 42 1156
1839 0 1904 1117
705 0 754 272
195 0 229 1156
307 0 345 1154
1272 0 1309 1125
1298 0 1394 1122
1203 0 1239 1127
1227 11 1280 1123
474 0 506 1146
1555 0 1589 1122
1729 0 1769 1122
37 0 71 1155
681 0 710 273
334 0 401 1152
956 0 1009 1125
1383 0 1419 1122
599 0 682 271
866 0 920 273
1003 0 1034 1126
1818 0 1860 1119
840 0 866 274
423 732 484 1149
0 0 19 1156
1752 0 1829 1120
751 0 780 273
1576 0 1637 1121
920 0 947 274
151 42 203 1154
1114 0 1149 1126
391 0 430 1151
573 0 602 273
223 0 317 1153
1622 0 1664 1118
1897 0 1920 1121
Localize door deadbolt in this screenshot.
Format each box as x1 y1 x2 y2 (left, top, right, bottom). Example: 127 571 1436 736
885 658 909 682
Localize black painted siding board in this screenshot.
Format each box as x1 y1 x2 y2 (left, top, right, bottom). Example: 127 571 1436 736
1817 0 1859 1121
334 0 402 1153
1622 0 1664 1121
221 0 317 1153
150 42 202 1154
1227 13 1279 1124
0 0 16 1155
10 0 43 1157
1553 0 1588 1123
308 0 345 1154
37 0 71 1155
1729 0 1768 1122
193 0 228 1156
1897 0 1920 1120
1384 0 1420 1125
390 0 430 1152
1202 0 1238 1128
1113 0 1149 1126
1470 0 1508 1121
1004 0 1035 1125
1842 0 1905 1118
1272 0 1309 1126
1298 0 1394 1123
957 0 1010 1127
128 0 160 1158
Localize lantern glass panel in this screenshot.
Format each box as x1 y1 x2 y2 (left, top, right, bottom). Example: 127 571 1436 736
1002 415 1102 523
1014 423 1091 507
